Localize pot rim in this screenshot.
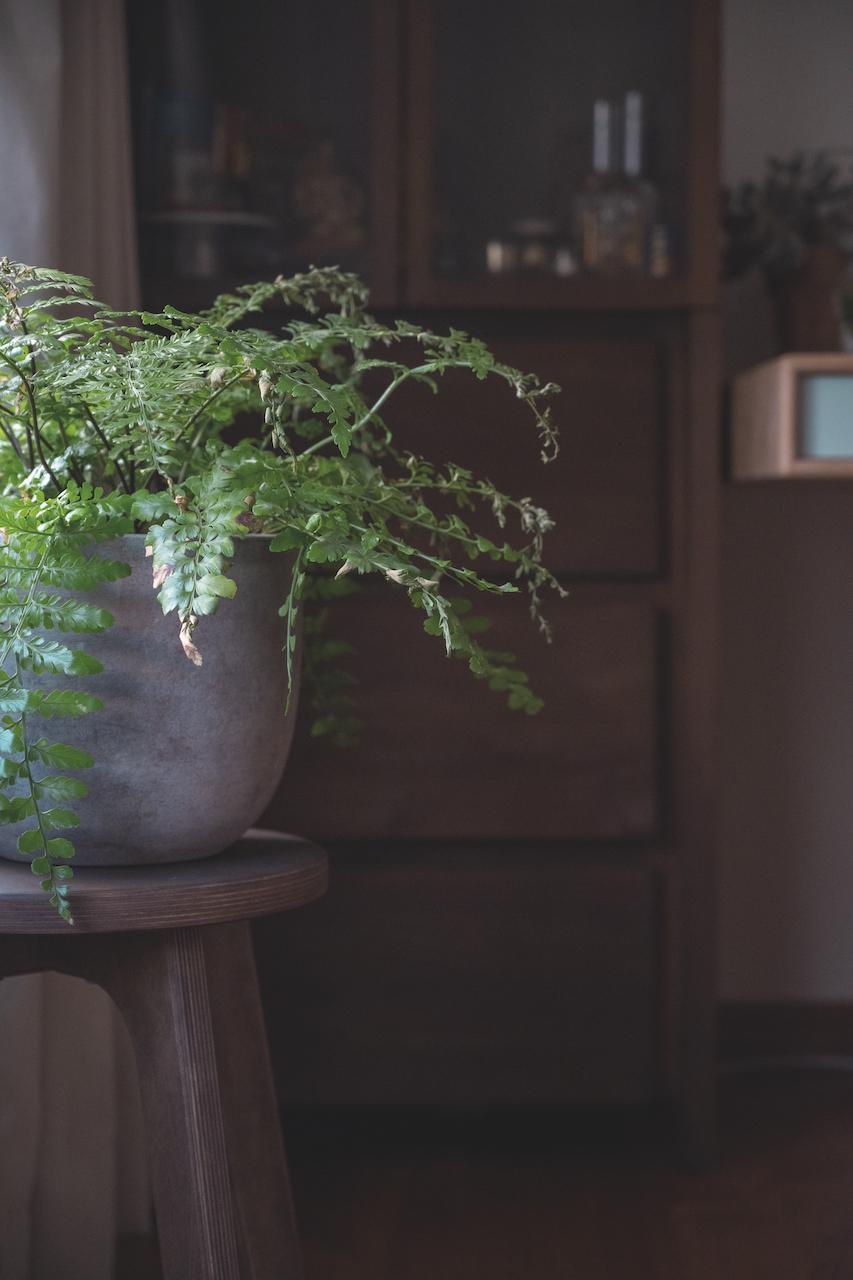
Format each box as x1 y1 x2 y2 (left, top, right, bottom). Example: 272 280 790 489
116 531 273 540
111 531 275 560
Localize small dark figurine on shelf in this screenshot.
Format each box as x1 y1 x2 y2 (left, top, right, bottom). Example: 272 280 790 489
722 151 853 352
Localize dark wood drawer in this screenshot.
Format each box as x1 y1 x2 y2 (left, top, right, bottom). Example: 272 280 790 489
388 335 663 576
256 851 658 1104
271 595 659 842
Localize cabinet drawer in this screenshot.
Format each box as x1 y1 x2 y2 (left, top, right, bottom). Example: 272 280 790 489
271 595 659 842
389 336 663 576
256 853 658 1104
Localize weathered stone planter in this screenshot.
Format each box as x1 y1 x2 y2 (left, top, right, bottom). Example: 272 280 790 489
1 534 298 866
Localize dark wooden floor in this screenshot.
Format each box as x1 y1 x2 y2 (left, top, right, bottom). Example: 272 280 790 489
122 1070 853 1278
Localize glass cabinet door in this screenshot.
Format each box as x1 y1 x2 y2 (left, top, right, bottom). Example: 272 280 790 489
125 0 399 309
406 0 697 307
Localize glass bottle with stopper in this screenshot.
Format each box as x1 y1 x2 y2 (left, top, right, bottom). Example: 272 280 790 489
574 93 659 275
621 91 658 272
574 99 620 274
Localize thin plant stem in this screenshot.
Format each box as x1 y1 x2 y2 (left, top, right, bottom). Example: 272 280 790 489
0 418 24 463
81 400 131 493
0 351 61 488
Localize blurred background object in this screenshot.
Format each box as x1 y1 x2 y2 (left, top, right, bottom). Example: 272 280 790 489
722 150 853 350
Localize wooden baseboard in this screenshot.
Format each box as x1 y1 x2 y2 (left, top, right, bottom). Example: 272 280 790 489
718 1001 853 1062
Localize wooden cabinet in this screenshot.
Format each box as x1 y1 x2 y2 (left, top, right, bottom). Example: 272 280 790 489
128 0 720 1159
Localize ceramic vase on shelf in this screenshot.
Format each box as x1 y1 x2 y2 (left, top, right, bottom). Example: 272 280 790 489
770 241 848 353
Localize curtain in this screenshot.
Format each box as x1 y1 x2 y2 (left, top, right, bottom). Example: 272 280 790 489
0 3 150 1277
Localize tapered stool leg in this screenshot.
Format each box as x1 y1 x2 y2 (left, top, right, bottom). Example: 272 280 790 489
104 927 242 1280
205 921 304 1280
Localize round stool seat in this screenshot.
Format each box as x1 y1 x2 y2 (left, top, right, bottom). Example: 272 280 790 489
0 828 327 933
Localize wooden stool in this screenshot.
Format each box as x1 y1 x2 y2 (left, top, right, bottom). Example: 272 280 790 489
0 828 328 1280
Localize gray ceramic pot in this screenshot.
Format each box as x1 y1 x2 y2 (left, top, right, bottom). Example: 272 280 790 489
1 534 298 866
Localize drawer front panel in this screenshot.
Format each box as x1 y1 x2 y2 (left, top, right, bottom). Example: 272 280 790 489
256 854 658 1105
387 335 663 576
270 596 659 842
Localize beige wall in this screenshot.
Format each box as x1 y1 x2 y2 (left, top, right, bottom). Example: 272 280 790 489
719 0 853 999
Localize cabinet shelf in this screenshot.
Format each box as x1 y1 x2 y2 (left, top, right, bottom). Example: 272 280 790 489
143 272 707 316
406 274 703 311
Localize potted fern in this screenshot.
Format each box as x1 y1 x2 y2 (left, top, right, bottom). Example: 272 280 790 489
0 260 562 922
722 152 853 351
